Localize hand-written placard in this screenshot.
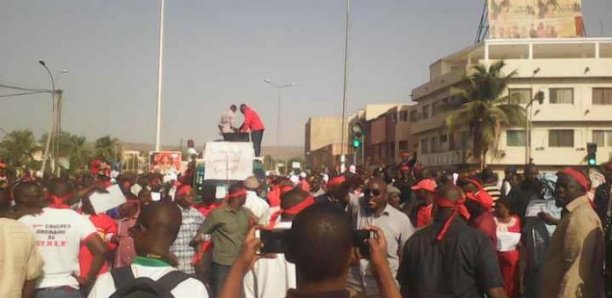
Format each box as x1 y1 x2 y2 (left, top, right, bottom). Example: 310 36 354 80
204 142 254 181
496 231 521 252
89 185 127 214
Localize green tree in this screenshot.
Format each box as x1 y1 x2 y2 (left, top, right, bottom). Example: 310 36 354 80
0 129 40 168
445 60 526 169
40 132 92 173
94 136 121 162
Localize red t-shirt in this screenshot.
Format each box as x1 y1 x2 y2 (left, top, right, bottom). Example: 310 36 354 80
79 214 118 278
416 204 433 228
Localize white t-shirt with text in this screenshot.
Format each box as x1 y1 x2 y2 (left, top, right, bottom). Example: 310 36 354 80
19 208 97 289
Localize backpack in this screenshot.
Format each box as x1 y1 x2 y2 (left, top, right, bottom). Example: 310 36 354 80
109 266 190 298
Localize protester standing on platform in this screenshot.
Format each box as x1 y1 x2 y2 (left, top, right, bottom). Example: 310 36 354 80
219 105 237 141
239 104 265 157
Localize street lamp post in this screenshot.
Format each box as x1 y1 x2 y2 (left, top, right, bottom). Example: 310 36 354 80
38 60 57 177
38 61 68 177
155 0 166 152
263 79 297 146
340 0 351 173
525 67 542 165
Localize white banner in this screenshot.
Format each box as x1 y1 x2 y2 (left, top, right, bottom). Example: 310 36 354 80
89 185 127 214
204 142 254 181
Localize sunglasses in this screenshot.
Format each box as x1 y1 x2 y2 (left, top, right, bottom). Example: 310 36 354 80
363 189 382 197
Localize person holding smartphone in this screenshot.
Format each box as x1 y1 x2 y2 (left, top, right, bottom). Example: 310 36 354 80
346 178 415 297
218 204 402 298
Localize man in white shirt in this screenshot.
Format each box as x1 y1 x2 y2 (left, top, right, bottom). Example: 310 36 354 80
244 188 314 298
346 178 415 298
243 176 270 219
15 182 108 298
218 104 237 141
89 201 209 298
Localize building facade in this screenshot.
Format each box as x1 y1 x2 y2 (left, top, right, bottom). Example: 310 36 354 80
410 37 612 172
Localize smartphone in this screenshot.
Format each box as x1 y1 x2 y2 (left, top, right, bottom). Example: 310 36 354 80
353 230 374 259
256 229 287 254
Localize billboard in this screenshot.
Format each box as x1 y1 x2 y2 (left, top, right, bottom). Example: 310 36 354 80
488 0 584 39
149 151 182 174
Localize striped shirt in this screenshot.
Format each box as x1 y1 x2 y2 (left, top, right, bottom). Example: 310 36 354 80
483 183 502 202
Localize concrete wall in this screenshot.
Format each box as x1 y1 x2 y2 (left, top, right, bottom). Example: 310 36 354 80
305 117 345 153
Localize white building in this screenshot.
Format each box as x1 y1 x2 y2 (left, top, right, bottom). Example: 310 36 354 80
411 37 612 171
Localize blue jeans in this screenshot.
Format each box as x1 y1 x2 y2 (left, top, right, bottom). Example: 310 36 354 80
250 130 264 157
210 262 236 297
36 287 81 298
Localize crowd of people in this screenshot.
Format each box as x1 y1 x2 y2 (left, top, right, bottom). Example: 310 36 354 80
0 155 611 298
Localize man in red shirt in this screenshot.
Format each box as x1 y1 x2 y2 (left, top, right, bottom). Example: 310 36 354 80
239 104 265 157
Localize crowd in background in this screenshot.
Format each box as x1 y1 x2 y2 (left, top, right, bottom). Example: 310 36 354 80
0 154 611 298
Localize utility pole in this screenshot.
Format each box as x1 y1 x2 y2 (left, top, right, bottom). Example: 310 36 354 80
340 0 351 173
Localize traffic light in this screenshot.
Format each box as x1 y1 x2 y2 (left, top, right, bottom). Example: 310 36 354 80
352 137 361 148
587 143 597 166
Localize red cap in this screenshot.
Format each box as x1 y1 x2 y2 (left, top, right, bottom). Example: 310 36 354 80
411 179 437 193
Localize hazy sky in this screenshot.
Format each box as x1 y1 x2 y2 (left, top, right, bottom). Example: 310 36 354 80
1 0 611 147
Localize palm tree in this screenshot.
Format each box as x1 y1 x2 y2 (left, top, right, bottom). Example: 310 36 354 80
445 60 526 169
0 130 40 167
95 136 121 162
68 135 92 172
40 132 92 173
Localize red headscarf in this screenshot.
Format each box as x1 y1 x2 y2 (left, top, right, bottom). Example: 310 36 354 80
266 196 315 229
48 194 72 209
326 176 346 189
225 188 247 200
464 179 494 210
435 194 471 241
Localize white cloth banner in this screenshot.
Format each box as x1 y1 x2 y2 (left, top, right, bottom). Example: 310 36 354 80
204 142 254 181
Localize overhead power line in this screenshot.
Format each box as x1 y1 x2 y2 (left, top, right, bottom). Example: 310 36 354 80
0 82 52 93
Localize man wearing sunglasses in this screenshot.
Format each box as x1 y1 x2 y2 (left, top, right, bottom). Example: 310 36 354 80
346 178 415 298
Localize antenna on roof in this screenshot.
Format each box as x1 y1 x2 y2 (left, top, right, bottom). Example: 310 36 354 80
475 0 489 44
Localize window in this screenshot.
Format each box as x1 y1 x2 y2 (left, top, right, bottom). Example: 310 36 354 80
430 137 438 153
432 101 439 116
593 88 612 105
410 110 418 122
390 112 397 123
593 130 605 147
593 130 612 147
508 88 532 105
399 111 408 122
549 130 574 147
459 132 471 149
399 140 409 150
440 134 448 143
506 130 526 146
422 105 430 119
449 133 456 150
421 139 429 154
549 88 574 104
